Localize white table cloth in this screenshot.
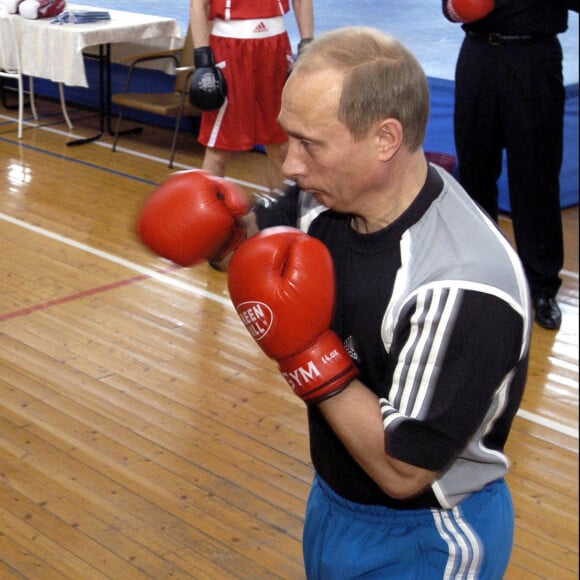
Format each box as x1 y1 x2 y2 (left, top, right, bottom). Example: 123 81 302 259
9 4 183 87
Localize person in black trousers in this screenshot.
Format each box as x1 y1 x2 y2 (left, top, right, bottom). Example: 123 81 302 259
443 0 579 330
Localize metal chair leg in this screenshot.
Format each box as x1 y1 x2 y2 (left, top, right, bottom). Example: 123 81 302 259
58 83 73 129
112 106 125 152
28 77 38 121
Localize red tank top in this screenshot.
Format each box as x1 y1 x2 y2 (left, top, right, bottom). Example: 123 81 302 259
209 0 290 20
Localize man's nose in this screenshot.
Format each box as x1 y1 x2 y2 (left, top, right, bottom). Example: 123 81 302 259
282 141 304 180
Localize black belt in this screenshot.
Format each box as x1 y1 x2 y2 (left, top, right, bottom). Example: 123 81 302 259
467 31 553 46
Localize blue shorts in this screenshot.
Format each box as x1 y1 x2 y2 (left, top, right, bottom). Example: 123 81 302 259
303 475 514 579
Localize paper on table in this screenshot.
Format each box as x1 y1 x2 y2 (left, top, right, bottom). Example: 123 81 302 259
52 10 111 24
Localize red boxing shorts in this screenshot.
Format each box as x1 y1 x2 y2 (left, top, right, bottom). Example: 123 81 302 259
198 17 293 151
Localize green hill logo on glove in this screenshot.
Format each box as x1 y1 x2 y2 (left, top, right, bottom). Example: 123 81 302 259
236 301 273 341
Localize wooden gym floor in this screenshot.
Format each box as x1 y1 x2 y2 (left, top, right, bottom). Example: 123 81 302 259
0 101 578 579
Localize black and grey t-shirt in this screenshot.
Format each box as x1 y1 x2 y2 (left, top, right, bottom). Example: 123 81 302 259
255 165 532 509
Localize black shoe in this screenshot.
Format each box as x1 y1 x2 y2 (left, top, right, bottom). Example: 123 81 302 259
534 296 562 330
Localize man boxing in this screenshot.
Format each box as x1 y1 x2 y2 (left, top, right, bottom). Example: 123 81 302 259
139 27 531 578
188 0 314 194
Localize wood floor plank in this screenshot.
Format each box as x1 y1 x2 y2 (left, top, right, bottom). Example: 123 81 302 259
507 542 578 580
0 525 73 580
0 395 304 578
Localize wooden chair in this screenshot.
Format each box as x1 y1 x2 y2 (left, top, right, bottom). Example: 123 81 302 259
111 27 200 168
0 5 73 138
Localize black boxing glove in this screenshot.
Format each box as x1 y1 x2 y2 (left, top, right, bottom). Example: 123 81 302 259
297 37 314 56
189 46 228 110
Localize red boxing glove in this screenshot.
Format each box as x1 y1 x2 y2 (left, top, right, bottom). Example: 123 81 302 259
445 0 494 22
228 226 359 404
138 170 249 267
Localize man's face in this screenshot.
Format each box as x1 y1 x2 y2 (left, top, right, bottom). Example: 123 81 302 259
278 68 381 214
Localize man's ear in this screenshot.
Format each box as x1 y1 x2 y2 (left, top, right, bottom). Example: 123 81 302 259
377 118 403 161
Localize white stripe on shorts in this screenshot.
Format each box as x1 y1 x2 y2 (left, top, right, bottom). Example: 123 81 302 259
431 506 483 579
207 97 229 148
